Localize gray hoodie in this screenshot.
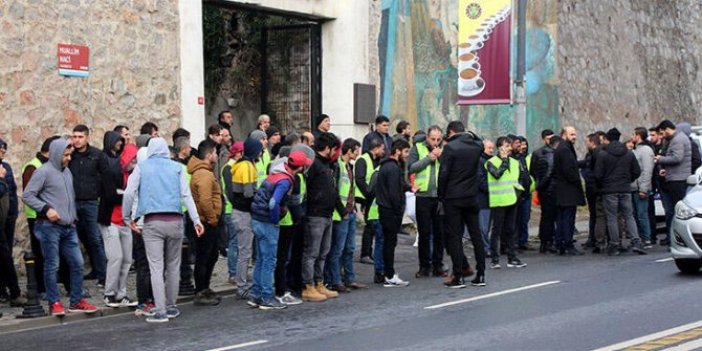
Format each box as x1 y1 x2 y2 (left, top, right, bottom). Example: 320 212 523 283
659 130 692 181
22 138 77 226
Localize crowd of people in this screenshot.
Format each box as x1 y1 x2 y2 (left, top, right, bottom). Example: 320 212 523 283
0 111 697 323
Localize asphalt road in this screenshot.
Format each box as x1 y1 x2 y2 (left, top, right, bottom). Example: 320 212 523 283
2 241 700 351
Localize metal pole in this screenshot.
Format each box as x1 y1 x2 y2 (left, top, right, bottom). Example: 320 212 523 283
515 0 527 137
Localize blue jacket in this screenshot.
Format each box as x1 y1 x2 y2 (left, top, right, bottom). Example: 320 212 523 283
251 159 293 224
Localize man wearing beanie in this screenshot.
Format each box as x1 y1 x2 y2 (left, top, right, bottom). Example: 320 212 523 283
266 126 281 157
250 130 270 187
229 138 263 295
594 128 645 255
313 114 331 139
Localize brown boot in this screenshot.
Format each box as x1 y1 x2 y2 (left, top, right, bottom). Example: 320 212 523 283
302 284 327 302
316 282 339 298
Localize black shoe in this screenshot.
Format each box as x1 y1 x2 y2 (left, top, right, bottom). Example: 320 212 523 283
607 246 621 256
374 273 385 284
194 291 220 306
507 258 527 268
471 273 486 287
564 248 584 256
83 272 98 280
592 247 602 254
415 267 431 278
518 244 535 251
443 277 466 289
632 246 647 255
97 279 105 288
660 239 671 246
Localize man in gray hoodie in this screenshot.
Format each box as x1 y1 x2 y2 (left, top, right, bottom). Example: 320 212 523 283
655 120 691 245
22 138 98 316
631 127 655 247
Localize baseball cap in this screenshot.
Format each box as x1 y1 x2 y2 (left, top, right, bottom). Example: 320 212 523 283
288 150 313 168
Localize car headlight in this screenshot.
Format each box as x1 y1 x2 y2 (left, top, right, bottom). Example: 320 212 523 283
676 201 698 220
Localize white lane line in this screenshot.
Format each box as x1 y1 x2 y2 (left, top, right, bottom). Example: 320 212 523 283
205 340 269 351
424 281 561 310
592 321 702 351
656 257 674 263
660 337 702 351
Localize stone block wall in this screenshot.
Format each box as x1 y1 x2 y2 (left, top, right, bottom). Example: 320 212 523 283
0 0 182 260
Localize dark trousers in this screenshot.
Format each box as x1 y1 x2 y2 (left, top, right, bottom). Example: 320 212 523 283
75 200 106 280
444 198 485 277
132 230 153 304
538 194 557 245
0 219 20 299
194 223 219 293
217 216 227 253
360 200 375 258
555 206 577 250
662 181 687 241
648 193 657 242
415 197 444 269
286 222 305 294
586 189 597 244
490 205 517 260
180 214 195 285
275 225 295 296
516 197 531 247
380 208 403 279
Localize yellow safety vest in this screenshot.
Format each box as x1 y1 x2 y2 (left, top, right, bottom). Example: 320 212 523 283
356 153 379 220
414 143 440 193
525 153 535 193
333 158 353 221
21 157 43 219
486 156 523 208
221 159 235 215
280 173 306 227
181 164 192 212
255 149 271 187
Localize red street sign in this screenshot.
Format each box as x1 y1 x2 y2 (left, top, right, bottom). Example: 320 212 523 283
197 97 205 105
57 44 89 77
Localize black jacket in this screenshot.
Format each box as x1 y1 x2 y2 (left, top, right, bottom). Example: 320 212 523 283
306 154 346 218
375 158 410 215
594 141 641 194
536 145 557 193
69 144 109 201
97 132 125 225
438 133 483 200
477 153 490 209
552 141 585 207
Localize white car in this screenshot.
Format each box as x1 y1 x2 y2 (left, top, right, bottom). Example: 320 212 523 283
670 171 702 273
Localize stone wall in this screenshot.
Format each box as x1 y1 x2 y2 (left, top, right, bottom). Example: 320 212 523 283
558 0 702 140
0 0 181 258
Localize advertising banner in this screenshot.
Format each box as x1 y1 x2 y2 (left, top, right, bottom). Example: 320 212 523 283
457 0 511 105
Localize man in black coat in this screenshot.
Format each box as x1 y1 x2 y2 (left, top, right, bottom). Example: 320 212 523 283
438 121 486 288
594 128 645 255
552 126 585 255
535 135 561 253
361 115 392 156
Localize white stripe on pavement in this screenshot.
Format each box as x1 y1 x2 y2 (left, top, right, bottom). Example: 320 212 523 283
660 337 702 351
591 321 702 351
205 340 269 351
424 281 561 310
656 257 674 263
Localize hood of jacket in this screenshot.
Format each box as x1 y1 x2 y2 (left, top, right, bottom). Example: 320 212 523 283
243 137 263 161
678 122 693 137
269 157 293 177
413 133 427 144
187 155 213 174
603 140 628 157
49 138 69 170
147 137 170 159
120 144 138 169
450 132 483 149
136 147 148 164
103 131 124 157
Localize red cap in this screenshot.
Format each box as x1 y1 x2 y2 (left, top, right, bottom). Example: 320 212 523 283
229 141 244 158
288 150 313 168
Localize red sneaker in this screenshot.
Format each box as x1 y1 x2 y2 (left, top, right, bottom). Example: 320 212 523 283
50 301 66 316
68 299 98 314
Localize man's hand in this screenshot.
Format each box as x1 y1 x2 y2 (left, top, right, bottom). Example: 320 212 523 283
46 208 61 222
0 166 6 178
195 223 205 237
659 169 667 177
654 155 661 163
432 148 442 158
128 221 142 234
411 185 420 193
428 152 437 161
639 192 647 199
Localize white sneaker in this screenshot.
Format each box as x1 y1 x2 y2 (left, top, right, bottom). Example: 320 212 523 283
383 274 409 287
276 292 303 306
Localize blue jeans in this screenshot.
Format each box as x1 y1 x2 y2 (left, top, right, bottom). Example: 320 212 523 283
517 197 531 247
478 209 491 254
369 220 384 274
76 200 106 279
34 221 84 306
250 220 279 300
325 213 357 285
225 213 238 278
632 193 651 242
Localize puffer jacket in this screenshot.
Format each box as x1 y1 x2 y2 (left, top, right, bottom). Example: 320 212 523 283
187 156 222 226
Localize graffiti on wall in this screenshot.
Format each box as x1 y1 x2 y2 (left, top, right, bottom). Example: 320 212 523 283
378 0 559 144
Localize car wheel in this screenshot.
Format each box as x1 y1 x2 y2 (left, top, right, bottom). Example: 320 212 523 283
675 259 702 274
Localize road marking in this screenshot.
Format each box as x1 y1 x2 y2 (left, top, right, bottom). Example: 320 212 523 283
656 257 674 263
205 340 269 351
660 337 702 351
592 321 702 351
424 281 561 310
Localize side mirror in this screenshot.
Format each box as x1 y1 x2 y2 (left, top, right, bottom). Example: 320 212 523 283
687 174 699 186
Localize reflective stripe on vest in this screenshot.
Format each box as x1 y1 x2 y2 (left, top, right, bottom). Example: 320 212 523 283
414 143 439 193
21 157 43 219
181 164 192 212
221 159 235 214
357 153 379 220
486 156 521 208
280 173 306 227
333 158 353 221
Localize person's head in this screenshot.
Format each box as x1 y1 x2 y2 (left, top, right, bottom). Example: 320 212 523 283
243 137 263 161
172 128 191 145
314 132 338 158
549 135 562 149
479 139 493 156
625 138 635 150
218 110 233 126
114 125 132 145
375 115 390 134
71 124 90 150
396 121 411 137
585 133 599 151
220 128 232 146
229 141 244 161
207 124 224 145
595 130 606 145
605 128 621 143
266 126 281 146
301 131 315 147
50 138 74 169
40 135 62 157
61 142 73 168
315 114 331 133
284 132 300 147
508 135 522 153
541 129 555 145
197 139 218 164
368 138 385 159
286 150 313 174
250 129 268 148
496 136 513 155
389 139 411 163
648 127 661 145
633 127 648 145
561 126 577 144
341 138 361 161
0 139 6 160
257 114 270 131
174 136 191 159
425 126 443 149
140 122 159 137
519 136 528 153
657 119 677 138
446 121 465 138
